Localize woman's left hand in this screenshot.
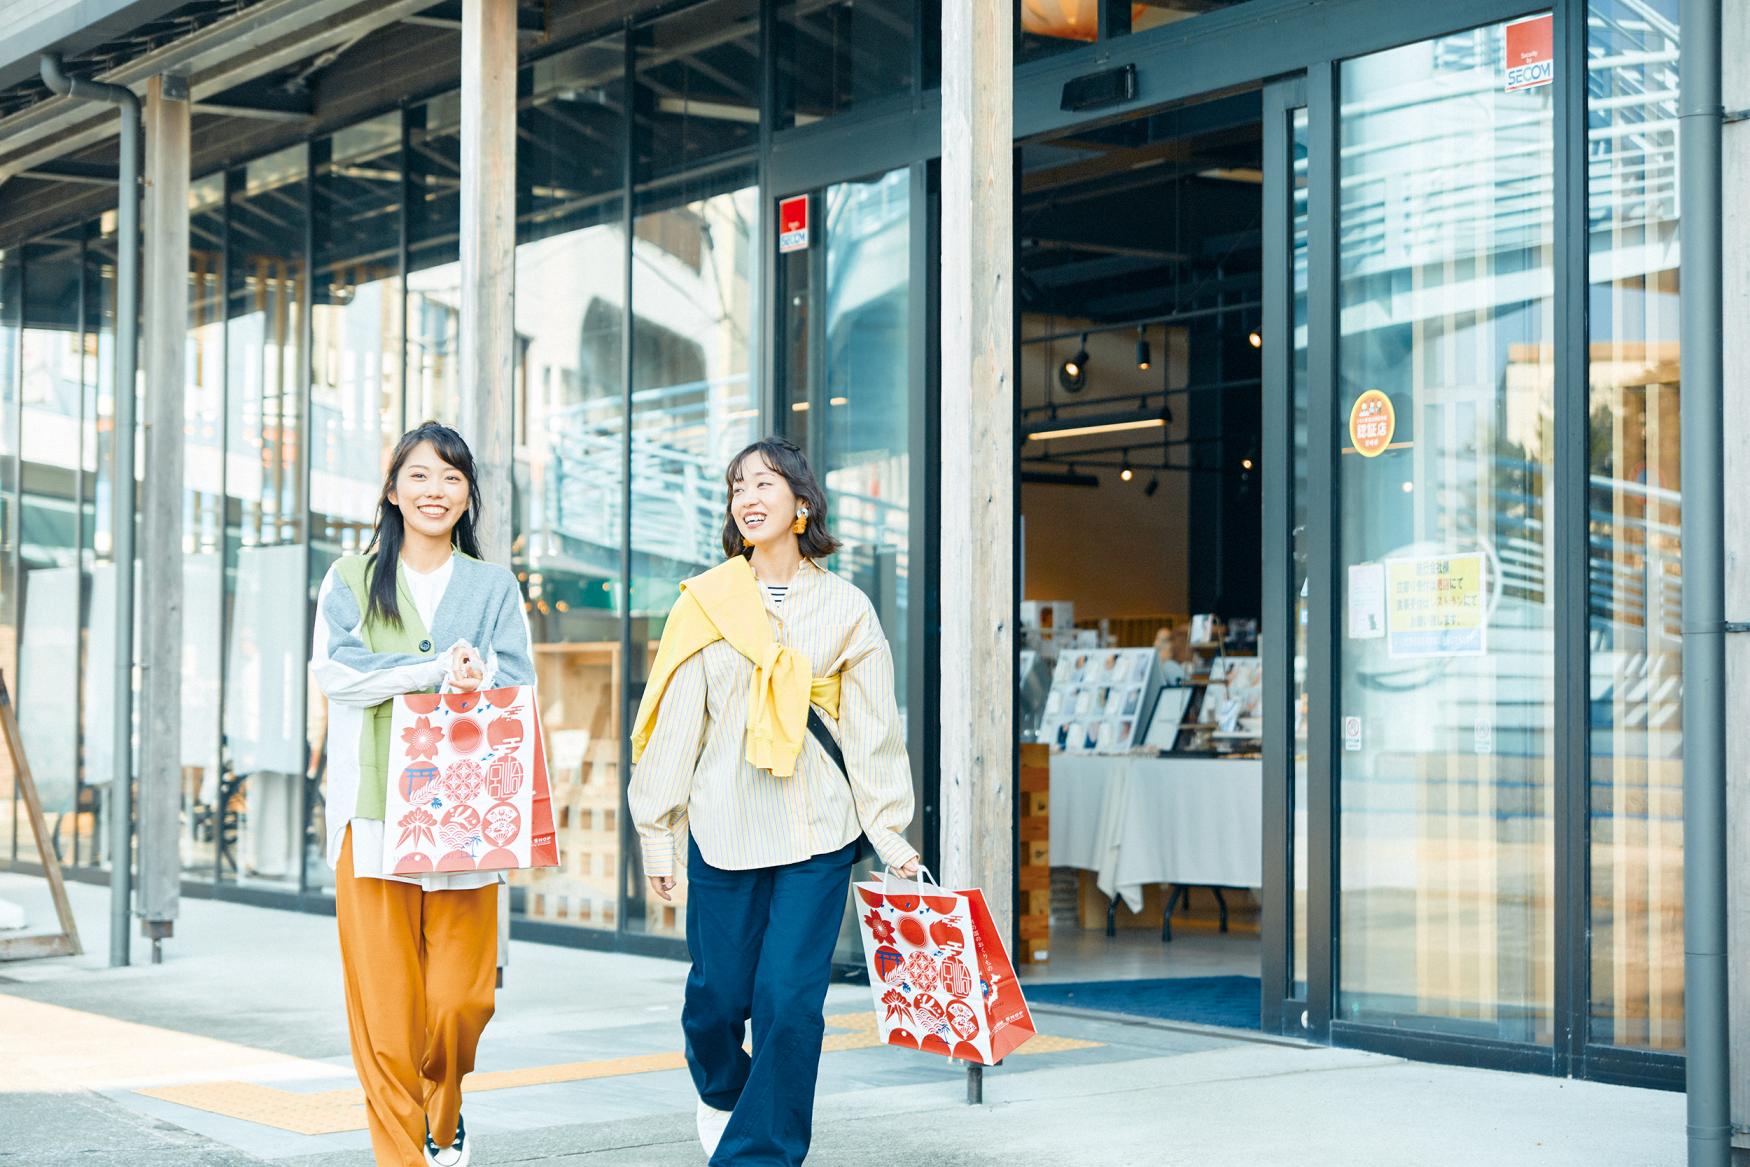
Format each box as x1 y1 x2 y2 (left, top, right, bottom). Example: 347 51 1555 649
895 857 919 880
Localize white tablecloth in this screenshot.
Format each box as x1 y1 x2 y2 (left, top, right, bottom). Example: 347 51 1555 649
1048 753 1263 912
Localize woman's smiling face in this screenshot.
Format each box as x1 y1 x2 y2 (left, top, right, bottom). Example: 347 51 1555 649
388 439 470 541
730 452 800 551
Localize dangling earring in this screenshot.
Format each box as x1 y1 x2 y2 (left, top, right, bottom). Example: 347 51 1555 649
791 505 809 536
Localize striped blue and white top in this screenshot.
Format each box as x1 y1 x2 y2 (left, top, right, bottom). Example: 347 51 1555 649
630 557 919 877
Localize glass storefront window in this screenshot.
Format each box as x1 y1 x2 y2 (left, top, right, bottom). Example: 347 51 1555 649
408 93 462 427
81 222 124 874
1019 1 1258 63
0 250 18 863
16 232 85 868
512 34 628 933
224 144 310 889
306 117 406 889
776 0 917 128
1586 0 1682 1052
634 0 761 181
626 172 761 938
1335 19 1555 1043
181 175 226 879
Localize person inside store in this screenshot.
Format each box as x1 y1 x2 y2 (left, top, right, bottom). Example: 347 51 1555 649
630 436 921 1166
310 421 534 1167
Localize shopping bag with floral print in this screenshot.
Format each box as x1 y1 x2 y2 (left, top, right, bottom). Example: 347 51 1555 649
381 685 559 875
854 867 1036 1064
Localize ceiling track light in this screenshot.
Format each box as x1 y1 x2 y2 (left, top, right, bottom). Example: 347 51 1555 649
1058 333 1090 394
1248 328 1262 349
1135 325 1151 371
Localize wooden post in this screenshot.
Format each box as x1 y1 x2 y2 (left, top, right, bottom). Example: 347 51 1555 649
138 73 189 958
460 0 517 565
1721 2 1749 1149
460 0 518 976
940 0 1014 1103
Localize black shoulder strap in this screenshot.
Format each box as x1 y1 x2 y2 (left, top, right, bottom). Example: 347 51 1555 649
806 706 848 775
807 706 870 863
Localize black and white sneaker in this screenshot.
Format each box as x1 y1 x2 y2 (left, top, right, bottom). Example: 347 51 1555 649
424 1112 470 1167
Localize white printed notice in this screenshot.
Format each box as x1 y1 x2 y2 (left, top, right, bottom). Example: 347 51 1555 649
1385 553 1487 658
1347 562 1386 640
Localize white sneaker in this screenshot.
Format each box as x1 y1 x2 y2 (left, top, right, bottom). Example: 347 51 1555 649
696 1100 732 1159
425 1112 470 1167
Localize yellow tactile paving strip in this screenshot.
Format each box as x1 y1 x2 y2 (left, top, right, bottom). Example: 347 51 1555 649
135 1011 1101 1135
0 993 324 1094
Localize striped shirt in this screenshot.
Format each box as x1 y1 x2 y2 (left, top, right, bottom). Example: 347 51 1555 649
630 557 918 877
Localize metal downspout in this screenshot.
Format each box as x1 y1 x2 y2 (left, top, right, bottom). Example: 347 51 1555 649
39 53 141 971
1678 0 1728 1162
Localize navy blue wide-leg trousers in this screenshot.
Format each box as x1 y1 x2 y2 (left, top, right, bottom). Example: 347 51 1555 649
683 834 857 1167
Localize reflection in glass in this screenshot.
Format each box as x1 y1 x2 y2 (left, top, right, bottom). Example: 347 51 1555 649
511 35 627 932
816 167 918 966
627 176 761 938
224 145 310 888
408 94 462 426
17 233 86 867
182 175 226 878
1586 0 1682 1052
0 251 17 861
81 223 123 873
307 117 405 890
635 0 761 181
1336 22 1555 1043
1018 0 1254 62
776 0 916 127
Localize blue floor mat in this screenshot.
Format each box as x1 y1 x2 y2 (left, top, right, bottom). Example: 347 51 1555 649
1022 976 1262 1030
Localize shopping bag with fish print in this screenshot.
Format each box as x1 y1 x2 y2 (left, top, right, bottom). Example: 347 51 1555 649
854 867 1036 1064
381 685 559 875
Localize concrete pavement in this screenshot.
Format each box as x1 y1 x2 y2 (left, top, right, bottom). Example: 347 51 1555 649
0 871 1684 1166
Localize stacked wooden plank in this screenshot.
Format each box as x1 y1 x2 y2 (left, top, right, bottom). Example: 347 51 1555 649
1017 742 1051 963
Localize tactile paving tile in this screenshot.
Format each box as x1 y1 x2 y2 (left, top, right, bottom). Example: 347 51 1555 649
135 1012 1100 1134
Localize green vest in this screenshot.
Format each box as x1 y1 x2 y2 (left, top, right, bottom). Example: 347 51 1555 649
333 555 437 821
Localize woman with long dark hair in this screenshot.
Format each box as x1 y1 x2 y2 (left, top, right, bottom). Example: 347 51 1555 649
310 421 533 1167
630 436 919 1166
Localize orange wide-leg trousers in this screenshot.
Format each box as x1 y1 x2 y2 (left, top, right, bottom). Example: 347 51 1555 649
335 827 498 1167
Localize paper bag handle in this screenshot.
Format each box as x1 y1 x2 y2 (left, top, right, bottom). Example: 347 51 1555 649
881 864 940 895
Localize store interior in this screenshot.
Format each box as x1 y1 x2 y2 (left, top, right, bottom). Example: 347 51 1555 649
1011 90 1271 1030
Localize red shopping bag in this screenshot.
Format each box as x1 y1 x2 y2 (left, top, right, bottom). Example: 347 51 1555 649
382 685 561 875
854 868 1036 1064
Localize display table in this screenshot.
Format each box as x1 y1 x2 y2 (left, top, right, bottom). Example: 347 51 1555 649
1048 753 1263 931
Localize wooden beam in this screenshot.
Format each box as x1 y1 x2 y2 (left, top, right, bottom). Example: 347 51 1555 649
939 0 1015 943
138 74 189 945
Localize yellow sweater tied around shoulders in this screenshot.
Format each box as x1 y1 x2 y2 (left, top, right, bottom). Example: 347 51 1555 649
630 556 839 779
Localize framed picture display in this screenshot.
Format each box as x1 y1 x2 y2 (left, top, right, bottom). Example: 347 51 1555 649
1143 686 1196 750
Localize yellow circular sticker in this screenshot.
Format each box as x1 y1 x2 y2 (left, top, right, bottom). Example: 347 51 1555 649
1349 389 1395 457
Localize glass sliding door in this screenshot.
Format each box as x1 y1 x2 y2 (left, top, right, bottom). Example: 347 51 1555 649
1585 0 1682 1054
1333 17 1556 1044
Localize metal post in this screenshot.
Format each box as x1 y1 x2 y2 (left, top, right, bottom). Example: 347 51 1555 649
40 53 141 971
1680 0 1728 1162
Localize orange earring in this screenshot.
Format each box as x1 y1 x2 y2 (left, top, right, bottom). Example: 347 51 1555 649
791 506 809 535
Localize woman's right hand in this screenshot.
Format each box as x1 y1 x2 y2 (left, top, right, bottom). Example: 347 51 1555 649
649 875 675 902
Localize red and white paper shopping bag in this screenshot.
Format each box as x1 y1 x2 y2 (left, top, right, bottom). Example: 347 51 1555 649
381 685 560 875
854 868 1036 1064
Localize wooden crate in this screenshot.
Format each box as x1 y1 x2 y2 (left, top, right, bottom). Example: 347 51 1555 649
1016 743 1051 964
